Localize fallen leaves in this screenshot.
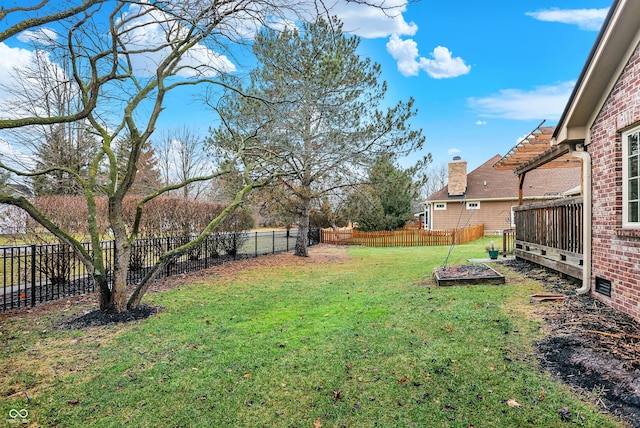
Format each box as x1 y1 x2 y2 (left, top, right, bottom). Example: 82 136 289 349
506 398 521 408
558 407 572 421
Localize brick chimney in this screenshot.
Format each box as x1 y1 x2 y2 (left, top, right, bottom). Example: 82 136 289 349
448 156 467 196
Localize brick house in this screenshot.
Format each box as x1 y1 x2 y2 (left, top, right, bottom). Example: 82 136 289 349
513 0 640 320
425 143 581 235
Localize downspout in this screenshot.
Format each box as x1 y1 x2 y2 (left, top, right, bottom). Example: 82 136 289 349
570 142 592 295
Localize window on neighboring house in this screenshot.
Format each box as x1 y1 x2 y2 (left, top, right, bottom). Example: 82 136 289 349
435 203 446 210
623 127 640 227
466 201 480 210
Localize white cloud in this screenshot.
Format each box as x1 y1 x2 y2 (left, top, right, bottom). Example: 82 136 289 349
386 35 470 78
334 0 417 38
420 46 471 79
0 43 40 111
119 3 236 78
0 43 35 85
16 27 59 44
475 120 487 126
0 137 33 168
467 81 575 121
448 148 461 155
526 8 609 31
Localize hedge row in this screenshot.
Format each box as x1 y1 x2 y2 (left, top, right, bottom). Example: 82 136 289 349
27 195 254 238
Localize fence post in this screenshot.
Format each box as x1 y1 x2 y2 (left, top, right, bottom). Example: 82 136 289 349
255 232 258 257
30 244 36 307
272 231 275 254
204 237 209 269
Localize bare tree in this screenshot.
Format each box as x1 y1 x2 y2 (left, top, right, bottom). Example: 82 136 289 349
0 1 304 313
154 127 210 199
421 163 448 199
0 1 415 312
0 1 117 129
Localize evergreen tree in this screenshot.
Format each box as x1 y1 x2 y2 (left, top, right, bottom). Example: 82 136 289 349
212 17 425 256
347 155 415 231
32 123 99 195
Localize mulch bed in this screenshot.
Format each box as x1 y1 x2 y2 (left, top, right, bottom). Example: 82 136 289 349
502 259 640 427
62 304 163 329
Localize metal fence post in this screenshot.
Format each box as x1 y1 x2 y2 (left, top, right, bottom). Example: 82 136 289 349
272 231 275 254
30 244 36 307
205 237 209 268
254 232 258 257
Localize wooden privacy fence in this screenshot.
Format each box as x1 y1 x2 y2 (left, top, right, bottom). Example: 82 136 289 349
321 224 484 247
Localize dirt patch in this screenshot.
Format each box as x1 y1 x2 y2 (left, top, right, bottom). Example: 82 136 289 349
433 264 499 279
148 244 351 291
432 263 505 286
502 259 640 427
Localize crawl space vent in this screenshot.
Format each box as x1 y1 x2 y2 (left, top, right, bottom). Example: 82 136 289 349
595 277 612 297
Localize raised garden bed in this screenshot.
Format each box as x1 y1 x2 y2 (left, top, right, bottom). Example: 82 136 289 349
432 263 505 286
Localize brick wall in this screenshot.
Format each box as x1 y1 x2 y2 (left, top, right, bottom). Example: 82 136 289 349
448 160 467 196
589 41 640 320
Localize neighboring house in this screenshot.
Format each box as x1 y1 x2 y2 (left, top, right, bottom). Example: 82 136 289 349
516 0 640 321
425 147 581 235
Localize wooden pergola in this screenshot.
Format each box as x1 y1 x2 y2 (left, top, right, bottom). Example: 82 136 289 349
493 121 582 204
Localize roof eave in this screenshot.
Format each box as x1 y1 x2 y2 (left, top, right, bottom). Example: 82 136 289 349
554 0 640 145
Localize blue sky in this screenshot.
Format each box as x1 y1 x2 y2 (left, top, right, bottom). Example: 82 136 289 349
164 0 612 171
353 1 611 171
0 1 612 174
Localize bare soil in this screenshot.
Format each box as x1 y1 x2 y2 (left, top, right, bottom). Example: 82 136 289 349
432 263 506 286
432 263 498 279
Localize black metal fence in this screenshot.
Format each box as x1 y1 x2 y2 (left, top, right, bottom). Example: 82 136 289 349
2 229 318 312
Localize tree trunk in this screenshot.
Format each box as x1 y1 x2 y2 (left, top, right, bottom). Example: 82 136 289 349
111 237 131 313
96 274 113 313
97 233 131 313
107 195 131 313
294 197 311 257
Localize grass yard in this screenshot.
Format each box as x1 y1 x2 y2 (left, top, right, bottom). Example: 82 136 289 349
0 239 622 427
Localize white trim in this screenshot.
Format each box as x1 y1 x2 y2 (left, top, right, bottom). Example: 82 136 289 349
466 201 480 210
622 126 640 227
434 203 446 210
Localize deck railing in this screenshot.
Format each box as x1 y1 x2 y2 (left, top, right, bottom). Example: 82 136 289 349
513 196 583 278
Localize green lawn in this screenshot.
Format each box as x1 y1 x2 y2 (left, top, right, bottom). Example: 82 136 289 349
0 239 622 427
